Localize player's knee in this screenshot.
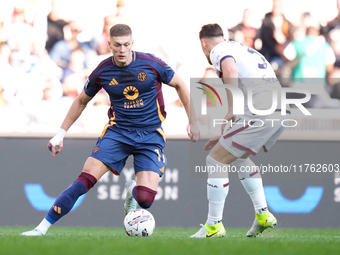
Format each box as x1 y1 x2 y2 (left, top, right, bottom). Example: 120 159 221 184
233 158 263 193
76 172 97 191
135 186 157 209
206 155 229 178
232 158 260 180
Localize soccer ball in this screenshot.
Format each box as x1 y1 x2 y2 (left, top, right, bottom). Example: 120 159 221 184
124 209 155 237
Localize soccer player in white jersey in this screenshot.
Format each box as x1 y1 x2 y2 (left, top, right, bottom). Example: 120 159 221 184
191 23 289 238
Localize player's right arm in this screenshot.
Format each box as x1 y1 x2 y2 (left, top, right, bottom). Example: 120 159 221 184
48 89 93 158
48 57 105 157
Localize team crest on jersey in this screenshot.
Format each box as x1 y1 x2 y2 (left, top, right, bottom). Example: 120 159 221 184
137 72 147 82
123 86 139 100
92 147 99 153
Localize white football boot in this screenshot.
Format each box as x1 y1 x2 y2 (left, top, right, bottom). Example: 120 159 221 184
20 229 44 236
246 211 277 237
190 222 226 238
124 180 138 215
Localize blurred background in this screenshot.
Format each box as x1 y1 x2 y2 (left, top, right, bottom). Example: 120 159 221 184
1 0 340 138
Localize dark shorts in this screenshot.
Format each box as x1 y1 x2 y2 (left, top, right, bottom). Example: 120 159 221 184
90 125 167 176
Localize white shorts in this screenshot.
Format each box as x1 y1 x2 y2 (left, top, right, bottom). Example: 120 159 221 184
219 113 287 158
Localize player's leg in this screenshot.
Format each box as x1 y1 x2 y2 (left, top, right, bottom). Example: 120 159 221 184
191 117 273 238
232 156 268 212
230 120 286 237
21 157 109 236
124 171 159 214
231 156 277 237
206 142 235 226
135 171 159 209
191 141 236 238
124 128 165 214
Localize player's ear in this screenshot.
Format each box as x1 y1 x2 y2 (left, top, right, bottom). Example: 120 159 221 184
201 39 207 48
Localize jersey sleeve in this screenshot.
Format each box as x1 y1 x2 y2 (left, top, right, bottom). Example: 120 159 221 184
84 70 102 97
152 55 175 84
210 42 236 72
161 62 175 84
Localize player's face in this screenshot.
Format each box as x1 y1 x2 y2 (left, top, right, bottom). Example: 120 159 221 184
200 39 212 65
109 35 134 66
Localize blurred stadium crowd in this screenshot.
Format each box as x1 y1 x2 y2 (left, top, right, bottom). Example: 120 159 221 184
1 0 340 134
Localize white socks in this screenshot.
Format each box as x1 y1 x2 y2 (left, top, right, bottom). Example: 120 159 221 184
204 156 268 226
232 158 268 211
206 155 229 225
36 218 52 235
207 201 225 225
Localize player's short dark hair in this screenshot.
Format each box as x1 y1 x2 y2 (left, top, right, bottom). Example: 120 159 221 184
199 24 224 39
110 24 132 37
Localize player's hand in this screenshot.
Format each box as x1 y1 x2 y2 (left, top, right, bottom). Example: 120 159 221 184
203 135 221 150
187 123 200 142
47 128 66 158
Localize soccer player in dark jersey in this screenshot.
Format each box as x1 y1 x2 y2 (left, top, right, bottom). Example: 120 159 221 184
21 24 200 236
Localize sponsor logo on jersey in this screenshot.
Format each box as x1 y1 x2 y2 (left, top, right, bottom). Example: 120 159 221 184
123 86 139 100
137 72 147 82
109 78 118 86
92 147 99 153
124 99 144 108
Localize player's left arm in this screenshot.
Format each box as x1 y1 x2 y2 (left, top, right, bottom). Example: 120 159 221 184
167 73 200 142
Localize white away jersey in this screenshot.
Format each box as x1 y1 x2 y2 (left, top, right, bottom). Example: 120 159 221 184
210 41 282 118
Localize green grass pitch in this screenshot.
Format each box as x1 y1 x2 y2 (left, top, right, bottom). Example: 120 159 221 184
1 227 340 255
